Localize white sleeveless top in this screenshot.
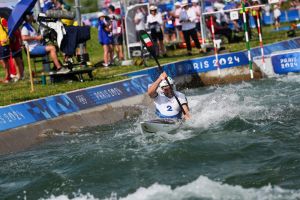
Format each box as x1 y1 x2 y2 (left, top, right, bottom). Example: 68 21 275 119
154 91 187 119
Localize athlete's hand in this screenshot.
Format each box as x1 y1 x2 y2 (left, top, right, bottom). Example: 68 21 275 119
159 72 168 81
183 114 191 120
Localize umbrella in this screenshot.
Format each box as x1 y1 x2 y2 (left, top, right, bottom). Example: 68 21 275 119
8 0 37 37
0 7 12 19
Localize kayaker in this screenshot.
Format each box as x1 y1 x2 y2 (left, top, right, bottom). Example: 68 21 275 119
148 72 191 120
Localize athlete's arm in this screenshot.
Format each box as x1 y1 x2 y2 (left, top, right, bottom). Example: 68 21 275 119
147 72 167 98
182 104 191 120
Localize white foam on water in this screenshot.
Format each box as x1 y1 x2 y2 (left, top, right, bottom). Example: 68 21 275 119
186 83 266 129
39 192 99 200
276 73 300 83
120 175 300 200
41 175 300 200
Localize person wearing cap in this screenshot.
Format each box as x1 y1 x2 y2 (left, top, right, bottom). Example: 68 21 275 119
179 0 202 56
146 5 167 57
97 11 113 67
173 1 185 42
108 5 124 62
191 0 201 38
134 7 147 42
148 72 191 120
21 11 69 74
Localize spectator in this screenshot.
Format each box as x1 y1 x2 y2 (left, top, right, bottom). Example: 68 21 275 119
10 29 24 81
98 12 113 67
179 0 201 56
108 5 124 62
146 5 167 57
21 11 69 74
163 11 176 43
134 7 146 42
191 0 201 39
290 0 300 9
173 1 184 42
0 17 10 83
251 0 262 35
42 0 62 13
205 15 243 43
237 0 252 39
273 4 281 30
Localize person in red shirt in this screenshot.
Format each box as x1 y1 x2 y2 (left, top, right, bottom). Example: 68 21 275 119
10 29 25 80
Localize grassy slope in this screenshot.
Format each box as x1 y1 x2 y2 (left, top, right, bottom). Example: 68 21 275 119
0 24 299 106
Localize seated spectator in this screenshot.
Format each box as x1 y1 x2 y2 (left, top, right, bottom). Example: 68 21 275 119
21 12 69 74
0 17 10 83
97 12 113 67
43 0 62 13
146 5 167 57
205 15 243 43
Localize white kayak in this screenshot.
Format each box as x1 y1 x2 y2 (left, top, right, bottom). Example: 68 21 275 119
140 118 182 133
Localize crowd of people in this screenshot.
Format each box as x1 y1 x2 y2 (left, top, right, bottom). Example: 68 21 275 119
129 0 289 57
97 5 124 68
0 0 299 83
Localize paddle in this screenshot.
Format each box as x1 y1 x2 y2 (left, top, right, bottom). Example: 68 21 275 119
139 30 186 116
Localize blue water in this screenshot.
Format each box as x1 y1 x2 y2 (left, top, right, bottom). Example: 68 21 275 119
1 74 300 200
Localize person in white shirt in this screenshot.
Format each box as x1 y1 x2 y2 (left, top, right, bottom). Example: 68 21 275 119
146 5 167 57
179 0 201 56
134 7 146 41
148 72 191 120
273 4 281 30
21 11 69 74
191 0 201 38
173 1 184 42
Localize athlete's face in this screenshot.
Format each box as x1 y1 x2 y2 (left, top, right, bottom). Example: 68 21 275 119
162 85 173 98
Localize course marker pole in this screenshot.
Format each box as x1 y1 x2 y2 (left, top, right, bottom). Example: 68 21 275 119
210 16 221 76
256 12 266 70
242 0 253 79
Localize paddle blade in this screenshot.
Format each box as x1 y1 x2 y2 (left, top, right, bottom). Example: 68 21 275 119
139 30 155 55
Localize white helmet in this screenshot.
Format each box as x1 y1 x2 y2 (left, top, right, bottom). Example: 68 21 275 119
159 77 174 88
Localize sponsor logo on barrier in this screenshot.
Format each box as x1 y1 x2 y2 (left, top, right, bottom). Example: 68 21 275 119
93 88 123 100
272 52 300 74
0 110 26 124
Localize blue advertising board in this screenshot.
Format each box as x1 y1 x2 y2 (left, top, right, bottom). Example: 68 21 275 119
0 75 153 132
271 51 300 74
123 51 249 80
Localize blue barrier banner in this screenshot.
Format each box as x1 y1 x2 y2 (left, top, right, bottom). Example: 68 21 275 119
67 90 96 110
0 95 79 132
86 76 152 106
271 51 300 74
67 75 153 109
124 52 249 79
0 105 36 132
